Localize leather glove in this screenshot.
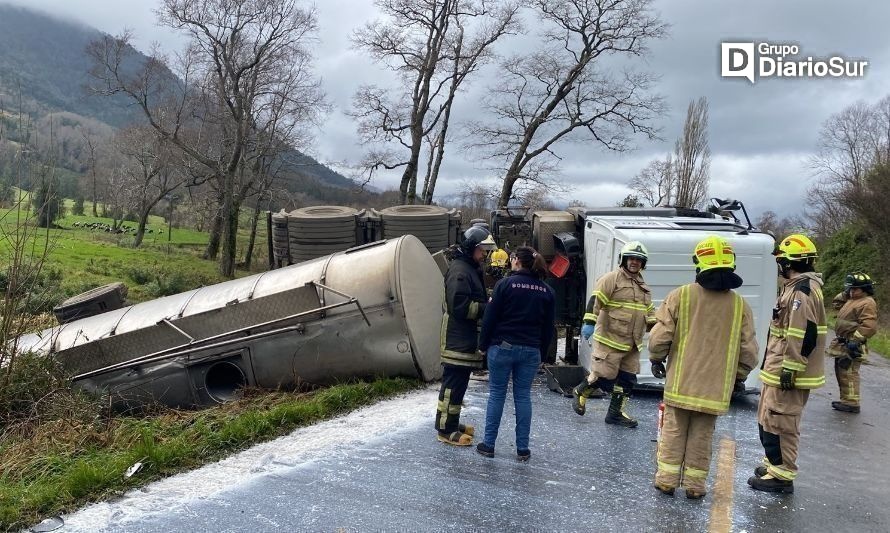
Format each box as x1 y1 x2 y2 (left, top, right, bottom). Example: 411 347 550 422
733 379 746 395
650 361 666 379
837 356 854 371
581 324 595 340
846 341 863 359
780 368 796 390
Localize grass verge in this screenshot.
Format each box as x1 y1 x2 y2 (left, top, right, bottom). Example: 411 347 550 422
0 378 421 531
868 329 890 359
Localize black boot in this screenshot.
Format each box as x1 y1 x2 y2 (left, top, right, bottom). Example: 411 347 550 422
572 380 600 416
605 389 637 428
832 401 860 413
747 474 794 494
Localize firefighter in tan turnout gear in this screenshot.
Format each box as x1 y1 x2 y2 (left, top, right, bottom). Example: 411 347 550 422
748 234 827 494
571 241 656 428
648 236 759 499
827 272 878 413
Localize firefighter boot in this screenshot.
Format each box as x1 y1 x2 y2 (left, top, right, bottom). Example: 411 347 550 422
747 474 794 494
831 401 860 413
605 388 638 428
571 379 599 416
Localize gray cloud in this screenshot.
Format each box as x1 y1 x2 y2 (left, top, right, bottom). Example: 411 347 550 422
6 0 889 220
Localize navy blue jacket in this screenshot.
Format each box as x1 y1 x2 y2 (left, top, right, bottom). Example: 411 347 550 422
478 270 556 353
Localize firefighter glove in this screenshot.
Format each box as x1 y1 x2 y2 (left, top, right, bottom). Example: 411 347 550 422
650 361 666 379
733 379 746 395
780 368 796 390
838 356 854 371
581 324 595 340
846 341 863 359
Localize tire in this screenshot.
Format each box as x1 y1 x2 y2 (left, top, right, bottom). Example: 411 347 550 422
379 205 448 217
288 206 359 225
287 228 357 239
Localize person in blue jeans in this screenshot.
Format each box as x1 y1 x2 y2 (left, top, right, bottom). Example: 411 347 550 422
476 246 556 461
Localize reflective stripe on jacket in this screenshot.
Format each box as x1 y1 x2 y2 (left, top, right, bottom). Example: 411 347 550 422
440 255 486 367
649 283 759 415
583 267 654 352
827 293 878 358
759 272 827 389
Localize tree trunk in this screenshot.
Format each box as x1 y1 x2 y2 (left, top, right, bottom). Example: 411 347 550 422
399 148 421 205
133 210 150 248
220 196 239 277
244 199 262 271
91 173 98 217
219 167 239 277
205 213 222 260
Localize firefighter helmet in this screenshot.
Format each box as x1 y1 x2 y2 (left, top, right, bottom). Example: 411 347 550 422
844 272 874 293
693 235 736 272
774 234 818 261
619 241 648 269
489 248 509 268
460 226 496 254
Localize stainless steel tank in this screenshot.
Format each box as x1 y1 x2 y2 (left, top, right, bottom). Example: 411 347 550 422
17 236 444 409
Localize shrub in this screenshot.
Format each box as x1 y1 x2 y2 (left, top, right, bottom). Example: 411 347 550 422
819 224 881 302
0 352 100 429
72 196 85 216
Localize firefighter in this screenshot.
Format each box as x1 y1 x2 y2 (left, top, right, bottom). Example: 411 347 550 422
648 236 759 499
435 225 497 446
571 240 656 427
748 234 827 494
827 272 878 413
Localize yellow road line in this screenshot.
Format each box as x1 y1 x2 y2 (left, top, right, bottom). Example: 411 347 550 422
708 437 736 533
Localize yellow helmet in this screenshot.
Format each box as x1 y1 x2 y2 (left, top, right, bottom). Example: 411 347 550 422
490 248 509 268
774 234 818 261
693 235 736 272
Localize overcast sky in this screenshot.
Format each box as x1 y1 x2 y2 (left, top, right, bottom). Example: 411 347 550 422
5 0 889 219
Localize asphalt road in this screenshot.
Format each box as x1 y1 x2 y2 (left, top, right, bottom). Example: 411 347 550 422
45 356 890 532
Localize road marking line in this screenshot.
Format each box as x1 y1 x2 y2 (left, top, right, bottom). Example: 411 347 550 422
708 437 736 533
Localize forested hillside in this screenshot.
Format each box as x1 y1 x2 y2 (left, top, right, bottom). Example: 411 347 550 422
0 3 356 201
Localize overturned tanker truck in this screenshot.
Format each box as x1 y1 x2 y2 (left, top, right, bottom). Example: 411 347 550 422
17 236 443 410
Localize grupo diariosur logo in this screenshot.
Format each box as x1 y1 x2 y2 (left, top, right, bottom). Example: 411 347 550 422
721 42 868 83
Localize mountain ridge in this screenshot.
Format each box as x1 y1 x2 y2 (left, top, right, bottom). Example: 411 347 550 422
0 2 355 193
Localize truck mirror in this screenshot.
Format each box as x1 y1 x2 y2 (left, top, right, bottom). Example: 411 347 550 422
553 232 581 258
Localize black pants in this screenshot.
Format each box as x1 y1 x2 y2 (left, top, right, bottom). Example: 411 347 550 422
435 364 472 434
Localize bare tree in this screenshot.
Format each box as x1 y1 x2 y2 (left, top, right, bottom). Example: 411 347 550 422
351 0 520 204
671 97 710 208
807 98 890 236
114 125 189 247
88 0 325 277
629 97 711 209
753 210 804 240
467 0 667 207
80 128 103 217
452 179 497 221
629 156 673 206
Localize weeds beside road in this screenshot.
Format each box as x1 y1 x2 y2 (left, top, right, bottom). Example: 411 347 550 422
0 373 421 531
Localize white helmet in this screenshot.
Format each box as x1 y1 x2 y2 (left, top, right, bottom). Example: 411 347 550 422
619 241 648 269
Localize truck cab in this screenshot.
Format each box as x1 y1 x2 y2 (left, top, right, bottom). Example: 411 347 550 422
490 201 776 391
580 212 776 389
